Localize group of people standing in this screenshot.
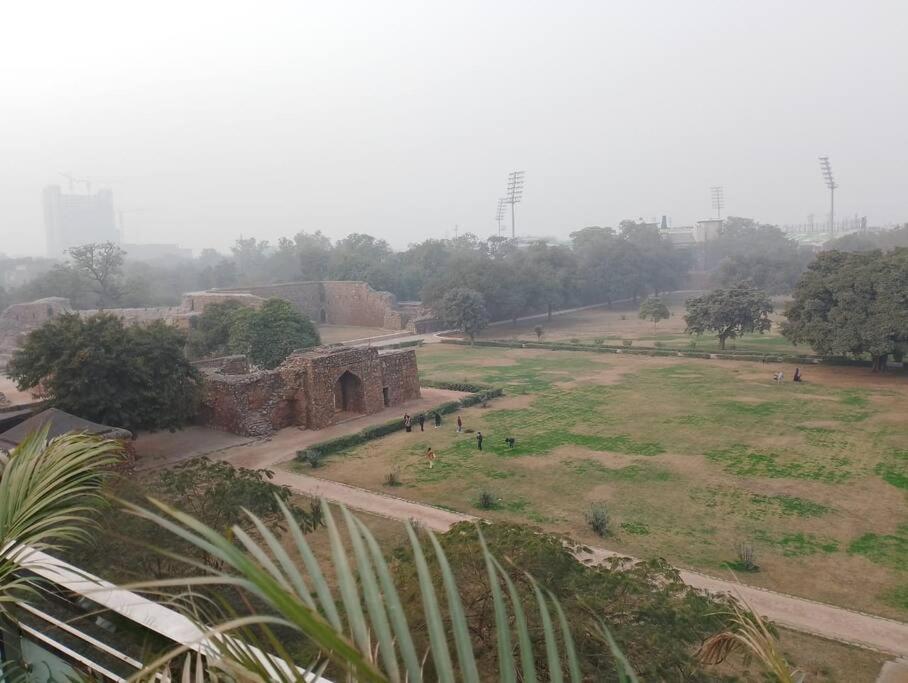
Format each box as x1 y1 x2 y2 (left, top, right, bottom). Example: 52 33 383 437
402 410 492 467
403 411 443 432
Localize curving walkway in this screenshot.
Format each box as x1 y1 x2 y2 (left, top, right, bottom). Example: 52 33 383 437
263 466 908 658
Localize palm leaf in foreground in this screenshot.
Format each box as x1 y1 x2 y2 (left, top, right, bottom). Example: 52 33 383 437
698 597 803 683
125 498 631 682
0 427 122 616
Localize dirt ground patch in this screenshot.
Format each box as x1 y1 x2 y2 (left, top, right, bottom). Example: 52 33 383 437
317 324 396 343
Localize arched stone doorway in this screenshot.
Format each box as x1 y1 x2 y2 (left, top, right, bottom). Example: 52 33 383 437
334 370 365 414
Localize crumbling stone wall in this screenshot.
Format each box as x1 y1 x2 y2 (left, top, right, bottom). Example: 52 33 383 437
0 298 72 369
221 281 416 329
198 345 421 436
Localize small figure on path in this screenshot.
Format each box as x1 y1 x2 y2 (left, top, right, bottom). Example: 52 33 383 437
476 431 484 451
773 371 784 384
793 367 802 382
417 413 425 432
425 447 437 468
434 411 442 428
505 437 516 448
456 415 463 433
404 413 412 432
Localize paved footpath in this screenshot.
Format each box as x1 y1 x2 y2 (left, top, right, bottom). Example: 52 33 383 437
261 466 908 658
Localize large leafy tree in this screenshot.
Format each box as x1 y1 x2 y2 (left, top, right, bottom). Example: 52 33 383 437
228 298 320 369
684 283 773 350
441 287 490 344
187 299 247 358
7 314 201 431
781 249 908 371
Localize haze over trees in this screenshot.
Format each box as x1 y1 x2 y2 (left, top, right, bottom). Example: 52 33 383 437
441 287 489 343
7 313 201 431
684 283 774 350
782 249 908 371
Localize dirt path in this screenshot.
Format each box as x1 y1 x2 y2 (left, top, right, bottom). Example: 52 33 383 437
259 467 908 657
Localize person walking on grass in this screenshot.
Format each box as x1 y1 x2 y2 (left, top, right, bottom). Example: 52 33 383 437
417 413 425 432
434 411 442 428
476 431 483 451
425 447 437 468
456 415 463 433
404 413 412 432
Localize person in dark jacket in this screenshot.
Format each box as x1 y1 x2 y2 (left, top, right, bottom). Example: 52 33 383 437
404 413 412 432
476 431 484 451
417 414 425 431
434 411 442 428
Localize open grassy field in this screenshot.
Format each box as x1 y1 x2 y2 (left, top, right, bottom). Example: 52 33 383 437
288 344 908 620
476 291 809 355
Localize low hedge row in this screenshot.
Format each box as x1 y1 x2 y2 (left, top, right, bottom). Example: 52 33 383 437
295 385 504 460
419 379 493 393
438 338 863 366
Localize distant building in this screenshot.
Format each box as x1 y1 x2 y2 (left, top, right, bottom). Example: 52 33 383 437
121 243 193 262
42 185 119 258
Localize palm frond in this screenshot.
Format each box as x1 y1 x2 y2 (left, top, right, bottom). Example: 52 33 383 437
0 427 122 614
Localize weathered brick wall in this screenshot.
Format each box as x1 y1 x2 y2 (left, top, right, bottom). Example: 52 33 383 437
379 350 421 405
221 281 410 329
198 369 302 436
198 345 420 436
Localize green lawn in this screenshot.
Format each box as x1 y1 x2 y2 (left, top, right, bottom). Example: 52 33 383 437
295 344 908 619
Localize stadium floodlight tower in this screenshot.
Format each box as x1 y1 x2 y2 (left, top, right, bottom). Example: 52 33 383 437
505 170 525 239
710 186 724 219
819 156 838 233
495 197 507 237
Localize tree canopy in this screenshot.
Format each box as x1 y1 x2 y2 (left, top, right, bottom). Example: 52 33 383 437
441 287 489 343
781 249 908 371
7 313 201 431
684 283 773 350
226 298 321 369
638 295 670 331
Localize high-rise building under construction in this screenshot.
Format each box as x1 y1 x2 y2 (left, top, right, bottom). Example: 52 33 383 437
42 185 119 258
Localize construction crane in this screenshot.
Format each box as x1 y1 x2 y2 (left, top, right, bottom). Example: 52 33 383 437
59 172 92 194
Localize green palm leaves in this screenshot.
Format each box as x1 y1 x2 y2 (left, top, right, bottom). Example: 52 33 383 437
0 427 122 616
125 498 616 682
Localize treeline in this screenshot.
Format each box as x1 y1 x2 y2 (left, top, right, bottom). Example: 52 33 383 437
3 218 906 318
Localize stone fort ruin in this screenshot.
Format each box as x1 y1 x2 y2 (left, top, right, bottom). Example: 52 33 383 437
0 280 440 369
197 345 421 436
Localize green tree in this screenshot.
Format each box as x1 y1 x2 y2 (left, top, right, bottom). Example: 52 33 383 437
781 249 908 371
7 314 201 431
66 241 126 308
684 283 773 350
66 458 322 580
441 287 489 344
188 299 247 358
228 298 320 369
638 295 670 334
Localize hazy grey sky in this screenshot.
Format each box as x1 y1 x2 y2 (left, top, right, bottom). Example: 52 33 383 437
2 0 906 256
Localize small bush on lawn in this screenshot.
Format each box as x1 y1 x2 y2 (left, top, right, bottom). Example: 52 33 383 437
298 449 323 468
654 341 665 348
622 339 633 348
586 502 610 536
727 542 759 572
593 337 605 346
477 489 499 510
385 467 401 487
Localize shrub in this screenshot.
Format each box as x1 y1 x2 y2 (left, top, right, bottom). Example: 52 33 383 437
620 314 627 320
622 339 633 348
384 467 402 487
733 542 759 572
533 325 544 341
586 502 610 536
477 489 499 510
688 339 698 349
298 449 323 468
569 337 580 344
654 341 665 348
593 337 605 346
